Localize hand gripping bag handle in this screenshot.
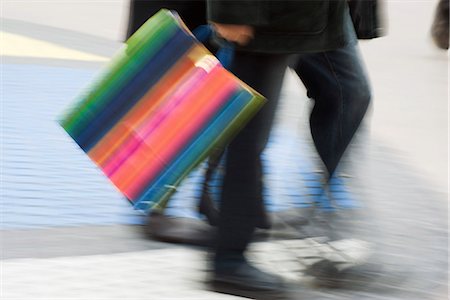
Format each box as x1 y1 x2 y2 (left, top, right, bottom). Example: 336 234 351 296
192 25 235 70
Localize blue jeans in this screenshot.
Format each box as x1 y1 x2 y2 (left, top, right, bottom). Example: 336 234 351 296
215 42 371 264
294 41 372 176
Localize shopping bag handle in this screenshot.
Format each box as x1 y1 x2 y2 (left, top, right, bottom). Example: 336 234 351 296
192 25 235 70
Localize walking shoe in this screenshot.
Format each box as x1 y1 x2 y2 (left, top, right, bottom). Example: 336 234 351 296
210 260 287 299
144 212 215 247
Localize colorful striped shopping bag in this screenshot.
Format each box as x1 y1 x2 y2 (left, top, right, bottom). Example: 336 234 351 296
60 9 265 212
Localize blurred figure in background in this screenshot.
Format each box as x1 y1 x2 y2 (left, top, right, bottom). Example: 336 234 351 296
431 0 449 50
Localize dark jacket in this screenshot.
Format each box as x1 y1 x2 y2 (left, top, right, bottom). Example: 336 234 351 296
207 0 355 53
126 0 206 39
348 0 386 39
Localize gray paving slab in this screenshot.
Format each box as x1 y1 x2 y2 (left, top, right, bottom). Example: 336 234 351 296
1 237 445 300
1 225 175 260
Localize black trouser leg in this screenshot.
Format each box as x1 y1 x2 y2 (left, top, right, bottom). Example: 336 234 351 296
215 52 289 266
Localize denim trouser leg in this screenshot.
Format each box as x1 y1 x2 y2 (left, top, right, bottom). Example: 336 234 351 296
215 52 289 265
294 42 372 177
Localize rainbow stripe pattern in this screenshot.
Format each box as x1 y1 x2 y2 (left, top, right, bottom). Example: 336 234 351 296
60 10 265 212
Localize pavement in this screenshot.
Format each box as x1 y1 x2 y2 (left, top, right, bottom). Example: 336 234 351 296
1 1 448 299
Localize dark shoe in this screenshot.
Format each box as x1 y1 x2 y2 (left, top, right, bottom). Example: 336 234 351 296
145 212 270 247
144 212 215 247
145 209 310 247
210 261 287 299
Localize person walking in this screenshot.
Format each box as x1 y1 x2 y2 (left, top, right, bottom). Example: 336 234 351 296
125 1 377 296
207 0 372 295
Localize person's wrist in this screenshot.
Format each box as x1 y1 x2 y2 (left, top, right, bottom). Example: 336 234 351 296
211 22 254 45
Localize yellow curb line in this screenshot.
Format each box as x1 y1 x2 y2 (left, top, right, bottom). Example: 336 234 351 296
1 31 109 62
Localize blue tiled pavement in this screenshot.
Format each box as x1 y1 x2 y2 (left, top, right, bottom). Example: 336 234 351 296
2 63 356 229
2 64 139 228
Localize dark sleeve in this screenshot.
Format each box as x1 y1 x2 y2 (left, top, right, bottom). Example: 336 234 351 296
126 0 207 39
206 0 267 25
348 0 386 39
